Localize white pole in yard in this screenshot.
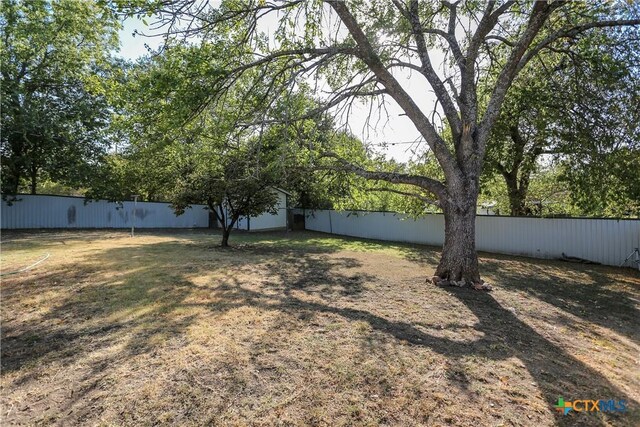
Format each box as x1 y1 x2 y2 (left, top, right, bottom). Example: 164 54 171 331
131 194 139 237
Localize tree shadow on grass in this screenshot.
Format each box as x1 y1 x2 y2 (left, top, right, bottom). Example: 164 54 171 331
187 239 638 426
1 233 370 424
480 253 640 345
2 231 638 426
1 234 366 371
207 275 638 426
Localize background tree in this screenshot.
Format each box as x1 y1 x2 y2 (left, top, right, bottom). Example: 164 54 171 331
479 165 583 217
0 0 120 196
563 143 640 217
170 138 283 247
117 0 639 286
484 27 640 216
95 43 317 246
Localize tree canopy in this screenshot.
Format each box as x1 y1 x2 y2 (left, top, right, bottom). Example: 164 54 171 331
92 42 358 245
0 0 121 196
483 23 640 216
112 0 639 284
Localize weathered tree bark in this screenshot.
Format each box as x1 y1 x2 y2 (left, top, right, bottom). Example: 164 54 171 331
436 194 481 284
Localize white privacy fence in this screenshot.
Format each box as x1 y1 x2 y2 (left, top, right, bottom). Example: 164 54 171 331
298 209 640 267
1 194 209 229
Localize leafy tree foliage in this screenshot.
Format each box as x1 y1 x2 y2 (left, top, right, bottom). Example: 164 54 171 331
93 44 334 246
563 145 640 217
113 0 639 284
484 25 640 216
480 165 582 217
0 0 120 196
174 141 284 247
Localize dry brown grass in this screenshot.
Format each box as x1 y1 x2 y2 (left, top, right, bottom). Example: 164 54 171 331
1 229 639 426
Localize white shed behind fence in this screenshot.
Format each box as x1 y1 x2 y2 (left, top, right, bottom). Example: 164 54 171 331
298 209 640 267
232 188 290 231
1 195 209 229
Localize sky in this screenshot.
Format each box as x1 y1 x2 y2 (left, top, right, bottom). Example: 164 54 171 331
116 15 441 163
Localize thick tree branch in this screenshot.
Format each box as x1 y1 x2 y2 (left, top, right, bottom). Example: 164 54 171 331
460 1 516 122
321 151 447 199
485 34 515 46
368 187 440 207
402 0 462 140
517 19 640 74
509 125 526 171
207 200 223 224
442 1 464 63
467 1 516 60
326 0 462 183
492 160 507 176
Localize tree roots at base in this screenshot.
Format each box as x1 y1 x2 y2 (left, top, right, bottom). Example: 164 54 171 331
429 275 493 291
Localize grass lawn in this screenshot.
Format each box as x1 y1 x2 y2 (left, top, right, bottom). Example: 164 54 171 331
1 230 639 426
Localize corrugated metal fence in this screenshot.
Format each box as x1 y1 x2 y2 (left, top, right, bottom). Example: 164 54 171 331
1 194 209 229
297 209 640 267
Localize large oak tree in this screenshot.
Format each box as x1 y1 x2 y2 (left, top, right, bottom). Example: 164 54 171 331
119 0 639 286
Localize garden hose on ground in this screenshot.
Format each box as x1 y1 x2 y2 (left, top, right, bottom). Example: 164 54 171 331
0 253 51 276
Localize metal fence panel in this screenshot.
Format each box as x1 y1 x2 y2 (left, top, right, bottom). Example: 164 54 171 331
298 209 640 267
1 195 209 229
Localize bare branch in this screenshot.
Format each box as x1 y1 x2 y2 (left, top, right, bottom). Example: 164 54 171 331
321 151 447 198
228 45 361 76
368 187 440 207
517 18 640 74
485 34 515 46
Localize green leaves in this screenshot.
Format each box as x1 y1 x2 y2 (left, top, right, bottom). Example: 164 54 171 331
1 0 121 195
104 41 300 219
483 16 640 217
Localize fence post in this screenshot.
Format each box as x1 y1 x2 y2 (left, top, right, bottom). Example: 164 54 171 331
131 195 139 237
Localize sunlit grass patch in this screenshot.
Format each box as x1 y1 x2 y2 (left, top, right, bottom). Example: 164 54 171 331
1 229 638 426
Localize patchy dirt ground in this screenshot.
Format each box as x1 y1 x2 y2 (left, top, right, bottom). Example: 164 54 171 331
1 230 639 426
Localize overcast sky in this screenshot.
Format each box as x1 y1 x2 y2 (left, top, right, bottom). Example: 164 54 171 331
116 16 442 163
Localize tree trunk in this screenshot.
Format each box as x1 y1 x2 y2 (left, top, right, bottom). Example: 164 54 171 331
434 194 482 286
502 171 528 216
508 193 527 216
220 215 238 247
507 185 527 216
9 170 20 195
30 165 37 195
221 227 231 247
